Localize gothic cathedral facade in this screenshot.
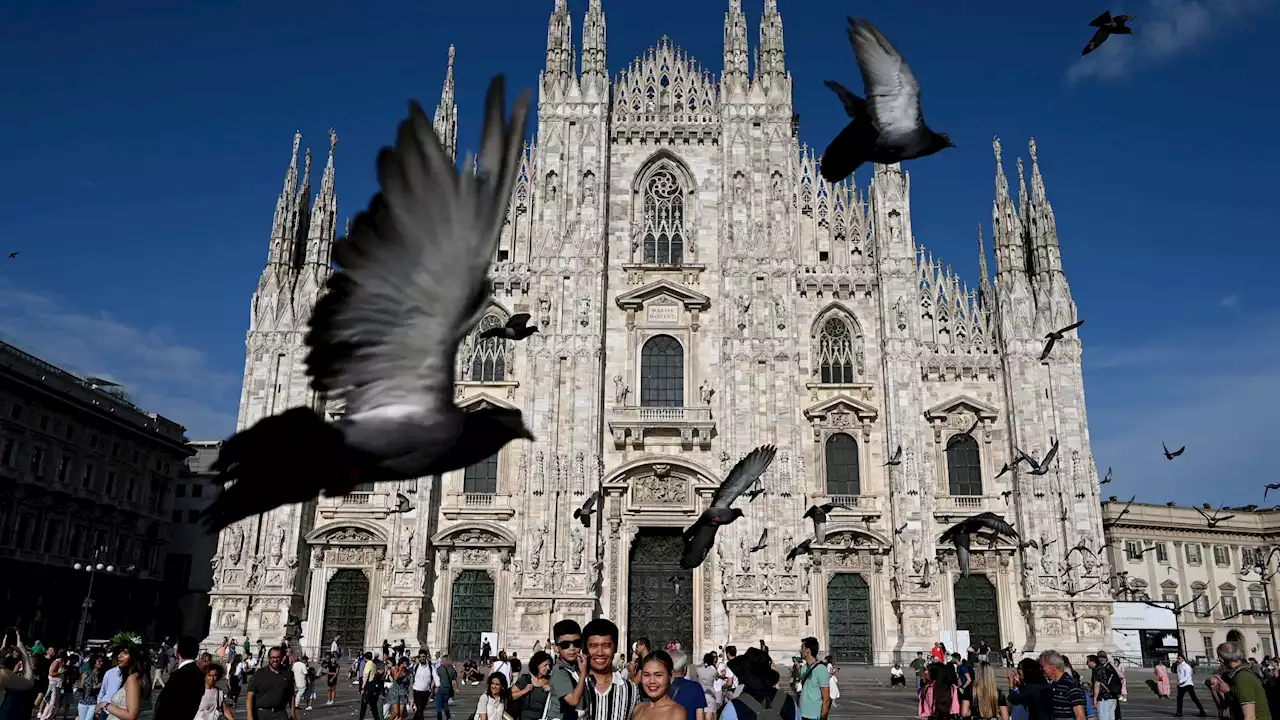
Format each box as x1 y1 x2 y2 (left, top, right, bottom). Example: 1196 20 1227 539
203 0 1113 662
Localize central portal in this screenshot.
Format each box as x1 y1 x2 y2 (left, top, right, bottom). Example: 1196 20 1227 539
628 529 693 653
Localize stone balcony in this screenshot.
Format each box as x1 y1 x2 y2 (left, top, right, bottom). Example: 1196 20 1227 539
933 494 1001 520
607 405 715 449
441 491 517 521
318 487 402 520
808 493 882 520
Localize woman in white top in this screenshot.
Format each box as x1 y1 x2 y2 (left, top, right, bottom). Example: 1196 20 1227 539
491 652 513 686
96 647 142 720
196 665 234 720
476 673 510 720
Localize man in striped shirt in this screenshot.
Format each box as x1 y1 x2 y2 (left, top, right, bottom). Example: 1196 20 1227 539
575 620 639 720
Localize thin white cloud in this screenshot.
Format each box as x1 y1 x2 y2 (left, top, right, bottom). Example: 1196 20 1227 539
1086 315 1280 505
1221 294 1240 310
1066 0 1269 82
0 278 238 440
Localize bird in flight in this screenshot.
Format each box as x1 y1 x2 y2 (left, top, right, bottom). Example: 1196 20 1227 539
804 502 855 544
820 17 953 184
1019 441 1060 477
574 491 600 528
940 512 1019 577
1103 495 1136 529
884 445 904 467
1162 442 1185 460
5 252 16 259
749 529 768 553
946 418 981 449
1195 505 1236 529
1100 468 1113 485
392 492 413 513
786 538 814 562
479 313 538 341
680 445 777 569
1082 11 1137 56
1039 320 1084 361
1265 483 1280 499
201 77 534 534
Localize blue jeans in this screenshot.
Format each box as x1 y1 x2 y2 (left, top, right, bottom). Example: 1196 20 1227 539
77 703 96 720
434 690 452 720
1098 698 1118 720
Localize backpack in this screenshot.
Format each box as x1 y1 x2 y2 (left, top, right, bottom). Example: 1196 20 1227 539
737 689 788 720
1097 666 1122 700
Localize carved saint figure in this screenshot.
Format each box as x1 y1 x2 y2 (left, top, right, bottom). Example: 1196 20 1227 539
739 536 752 572
570 526 585 571
773 295 785 324
718 549 733 596
733 172 746 202
246 561 262 590
735 294 751 328
910 536 923 574
893 297 908 331
269 525 286 565
613 375 630 405
529 522 547 571
699 380 715 404
545 173 558 202
577 297 591 326
771 172 784 202
228 526 245 564
1040 541 1056 575
399 530 414 568
538 296 551 321
582 172 596 204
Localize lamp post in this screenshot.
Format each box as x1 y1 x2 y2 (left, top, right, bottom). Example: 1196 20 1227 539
72 547 114 651
1242 547 1280 657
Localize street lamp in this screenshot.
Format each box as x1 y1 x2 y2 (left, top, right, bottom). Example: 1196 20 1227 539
1239 546 1280 657
72 547 114 651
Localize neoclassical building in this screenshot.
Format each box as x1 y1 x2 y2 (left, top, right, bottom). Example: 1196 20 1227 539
203 0 1112 663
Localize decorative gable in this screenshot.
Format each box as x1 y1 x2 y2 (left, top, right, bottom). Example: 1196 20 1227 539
457 392 519 412
803 394 880 442
615 279 711 312
924 395 999 444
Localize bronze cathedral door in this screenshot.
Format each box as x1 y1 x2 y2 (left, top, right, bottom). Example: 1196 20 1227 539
627 530 693 653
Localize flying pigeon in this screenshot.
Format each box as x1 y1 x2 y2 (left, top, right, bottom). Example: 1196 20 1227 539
6 252 16 259
201 77 535 534
1082 11 1137 56
1018 441 1060 477
750 529 768 553
804 502 854 545
679 445 778 569
1103 495 1136 529
393 492 413 513
743 483 765 502
1100 468 1113 485
479 313 538 341
884 445 903 466
819 17 953 184
574 491 600 528
939 512 1019 577
786 538 814 562
1162 442 1185 460
946 418 980 448
1265 483 1280 499
1039 320 1084 361
1195 505 1235 529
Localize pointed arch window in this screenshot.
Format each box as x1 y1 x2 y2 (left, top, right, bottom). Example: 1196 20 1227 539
945 434 982 496
824 433 861 496
817 317 857 384
462 453 498 495
641 168 685 265
467 314 507 382
640 334 684 407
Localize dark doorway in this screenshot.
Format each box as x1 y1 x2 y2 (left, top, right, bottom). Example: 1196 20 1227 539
954 574 1001 649
448 569 495 659
628 529 693 653
323 569 370 652
827 573 873 663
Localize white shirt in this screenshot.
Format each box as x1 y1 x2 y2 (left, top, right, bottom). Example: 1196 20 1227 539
292 661 308 687
477 694 505 720
493 661 512 685
413 664 435 693
891 667 905 677
178 659 196 670
331 641 339 654
1178 662 1194 687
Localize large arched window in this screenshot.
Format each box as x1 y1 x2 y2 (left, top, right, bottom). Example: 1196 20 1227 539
641 168 685 265
946 434 982 496
640 335 684 407
817 317 857 384
825 433 861 496
467 314 506 382
462 453 498 494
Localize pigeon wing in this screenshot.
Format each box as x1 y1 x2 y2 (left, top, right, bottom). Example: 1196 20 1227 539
847 18 924 143
680 522 718 569
1082 27 1110 56
304 78 530 451
970 513 1019 539
509 313 532 328
710 445 778 509
1089 11 1113 27
823 80 866 119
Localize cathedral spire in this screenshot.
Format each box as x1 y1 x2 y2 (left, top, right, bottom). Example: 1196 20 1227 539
543 0 575 99
303 129 338 270
434 45 459 163
265 132 304 269
1026 138 1064 277
580 0 607 94
990 137 1028 283
757 0 787 90
722 0 749 96
977 223 993 310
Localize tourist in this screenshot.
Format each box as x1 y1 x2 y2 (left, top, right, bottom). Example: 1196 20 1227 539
1156 661 1172 699
628 640 651 686
476 673 509 720
910 652 927 692
796 638 829 720
889 663 906 688
1176 656 1209 717
1007 657 1053 720
548 620 586 720
74 655 104 720
196 665 233 720
920 663 960 720
578 619 639 720
1088 652 1122 720
434 655 459 720
1218 641 1272 720
511 651 553 720
633 652 683 720
96 644 143 720
665 650 706 720
971 661 1010 720
1038 650 1086 720
410 653 435 720
245 647 296 720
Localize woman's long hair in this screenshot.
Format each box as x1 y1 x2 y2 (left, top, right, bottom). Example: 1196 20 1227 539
927 662 956 720
974 661 1001 719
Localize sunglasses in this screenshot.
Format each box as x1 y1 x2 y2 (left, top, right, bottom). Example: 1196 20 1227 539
558 639 582 650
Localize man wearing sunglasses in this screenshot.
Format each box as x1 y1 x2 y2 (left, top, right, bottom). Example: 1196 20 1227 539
548 620 588 720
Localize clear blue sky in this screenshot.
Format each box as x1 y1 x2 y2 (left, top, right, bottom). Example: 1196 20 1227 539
0 0 1275 505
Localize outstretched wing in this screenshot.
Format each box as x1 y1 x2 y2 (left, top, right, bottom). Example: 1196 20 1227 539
970 512 1019 539
681 520 719 569
509 312 532 328
823 80 866 119
710 445 778 509
1082 27 1110 56
1090 11 1113 27
846 17 924 142
304 78 531 440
